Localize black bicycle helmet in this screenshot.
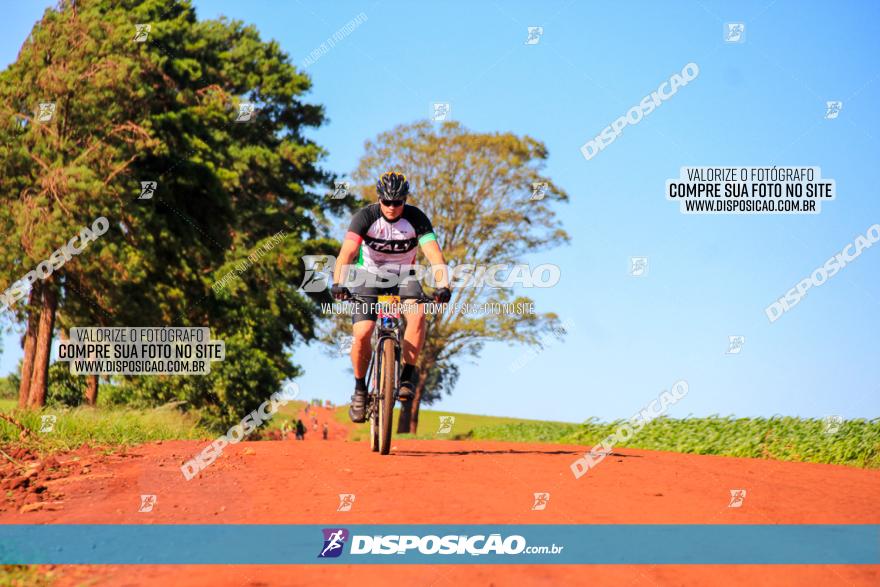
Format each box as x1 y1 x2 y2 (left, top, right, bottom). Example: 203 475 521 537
376 171 410 200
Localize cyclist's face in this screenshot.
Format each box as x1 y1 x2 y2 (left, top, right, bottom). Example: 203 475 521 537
379 198 405 219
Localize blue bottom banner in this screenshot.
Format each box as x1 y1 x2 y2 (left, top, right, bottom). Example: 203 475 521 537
1 524 877 564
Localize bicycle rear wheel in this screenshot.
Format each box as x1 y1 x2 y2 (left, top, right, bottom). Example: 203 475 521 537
377 338 396 455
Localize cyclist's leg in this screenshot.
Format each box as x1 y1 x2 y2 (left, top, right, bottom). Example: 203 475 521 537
348 313 374 423
348 269 380 422
351 318 375 378
400 305 425 363
350 268 381 377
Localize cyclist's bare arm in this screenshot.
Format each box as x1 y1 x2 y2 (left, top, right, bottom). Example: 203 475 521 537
333 238 359 286
420 240 449 289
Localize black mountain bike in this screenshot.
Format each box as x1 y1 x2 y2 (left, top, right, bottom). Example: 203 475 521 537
350 293 433 455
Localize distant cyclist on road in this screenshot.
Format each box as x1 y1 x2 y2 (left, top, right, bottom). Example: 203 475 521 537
331 171 451 423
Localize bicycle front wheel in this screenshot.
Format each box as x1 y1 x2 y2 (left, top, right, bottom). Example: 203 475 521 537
377 337 396 455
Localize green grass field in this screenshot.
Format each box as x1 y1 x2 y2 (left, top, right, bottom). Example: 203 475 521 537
3 397 878 468
0 399 211 451
335 405 578 442
562 416 880 469
336 405 880 469
0 398 313 451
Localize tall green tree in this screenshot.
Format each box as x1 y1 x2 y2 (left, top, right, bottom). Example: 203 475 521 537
347 120 569 433
0 0 342 422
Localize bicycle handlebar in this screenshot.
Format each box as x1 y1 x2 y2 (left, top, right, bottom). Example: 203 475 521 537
347 293 436 305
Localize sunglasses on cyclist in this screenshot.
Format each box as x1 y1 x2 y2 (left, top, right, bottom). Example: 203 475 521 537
380 198 406 207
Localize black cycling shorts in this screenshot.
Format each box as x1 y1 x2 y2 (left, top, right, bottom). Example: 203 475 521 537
349 269 425 324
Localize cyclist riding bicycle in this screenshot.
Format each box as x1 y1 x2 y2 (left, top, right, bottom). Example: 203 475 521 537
331 171 451 423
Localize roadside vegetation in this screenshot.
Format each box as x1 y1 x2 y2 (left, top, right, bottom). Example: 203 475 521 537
0 396 310 453
0 398 209 452
561 415 880 469
339 406 880 469
3 372 877 470
338 406 576 442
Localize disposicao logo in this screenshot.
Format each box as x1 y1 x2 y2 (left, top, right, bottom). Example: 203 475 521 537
318 528 349 558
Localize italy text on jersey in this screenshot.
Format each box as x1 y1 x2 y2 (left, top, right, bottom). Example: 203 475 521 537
345 204 437 273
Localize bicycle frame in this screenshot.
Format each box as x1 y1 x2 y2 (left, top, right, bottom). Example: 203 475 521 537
358 296 404 417
350 293 433 453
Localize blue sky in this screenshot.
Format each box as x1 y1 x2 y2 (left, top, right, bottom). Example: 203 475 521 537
2 1 878 422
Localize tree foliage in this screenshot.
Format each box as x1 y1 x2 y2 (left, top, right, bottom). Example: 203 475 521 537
0 0 342 426
345 120 570 431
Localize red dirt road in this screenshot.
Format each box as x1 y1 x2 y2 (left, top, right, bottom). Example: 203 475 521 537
2 430 879 586
267 404 351 441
